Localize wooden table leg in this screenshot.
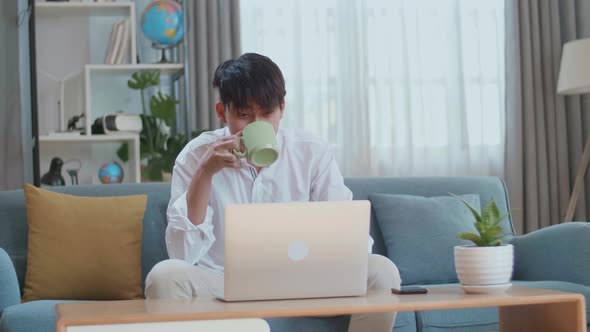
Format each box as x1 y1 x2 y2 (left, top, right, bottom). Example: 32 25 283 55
499 299 587 332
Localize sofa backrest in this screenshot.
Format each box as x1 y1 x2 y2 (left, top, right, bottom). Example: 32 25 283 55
344 177 514 257
0 176 512 294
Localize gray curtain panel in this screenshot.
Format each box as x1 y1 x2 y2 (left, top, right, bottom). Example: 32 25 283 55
0 1 25 190
505 0 590 234
187 0 241 131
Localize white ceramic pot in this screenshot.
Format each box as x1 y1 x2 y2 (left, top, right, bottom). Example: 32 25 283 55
454 244 514 286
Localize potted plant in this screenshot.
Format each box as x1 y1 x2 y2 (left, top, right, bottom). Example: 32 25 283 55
117 70 207 181
450 193 514 294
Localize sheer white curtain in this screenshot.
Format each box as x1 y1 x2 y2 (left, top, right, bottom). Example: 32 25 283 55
240 0 505 176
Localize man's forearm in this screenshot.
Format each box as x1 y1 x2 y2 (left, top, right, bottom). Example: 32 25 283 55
187 167 213 226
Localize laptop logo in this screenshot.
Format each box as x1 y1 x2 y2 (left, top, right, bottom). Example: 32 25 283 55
288 240 309 261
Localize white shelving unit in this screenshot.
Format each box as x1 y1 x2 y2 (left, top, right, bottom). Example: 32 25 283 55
35 1 136 67
39 133 140 143
34 0 185 185
39 133 140 183
83 63 184 141
35 2 137 21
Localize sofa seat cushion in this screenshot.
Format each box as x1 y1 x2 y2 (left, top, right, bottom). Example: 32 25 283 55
416 281 590 331
0 300 80 332
269 311 416 332
245 311 417 332
392 311 417 332
265 316 350 332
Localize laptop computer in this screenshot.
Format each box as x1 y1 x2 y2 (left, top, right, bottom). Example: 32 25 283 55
213 200 370 302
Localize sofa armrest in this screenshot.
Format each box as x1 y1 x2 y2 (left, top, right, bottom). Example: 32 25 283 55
0 247 20 316
510 222 590 286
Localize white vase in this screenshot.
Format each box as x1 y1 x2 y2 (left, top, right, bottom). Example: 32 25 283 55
454 244 514 292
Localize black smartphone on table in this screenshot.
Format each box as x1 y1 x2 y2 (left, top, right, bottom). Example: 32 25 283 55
391 286 428 295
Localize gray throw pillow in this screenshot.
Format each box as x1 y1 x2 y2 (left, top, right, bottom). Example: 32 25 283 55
369 193 480 285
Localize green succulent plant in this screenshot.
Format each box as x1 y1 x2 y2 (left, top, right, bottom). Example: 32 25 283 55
450 193 510 247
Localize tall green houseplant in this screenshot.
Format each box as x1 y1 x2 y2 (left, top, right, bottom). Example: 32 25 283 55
118 70 208 181
117 70 178 181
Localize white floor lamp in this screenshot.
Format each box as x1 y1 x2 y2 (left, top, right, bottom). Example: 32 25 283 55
557 38 590 222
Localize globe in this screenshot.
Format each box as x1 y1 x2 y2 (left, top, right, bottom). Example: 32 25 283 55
98 161 124 184
141 1 184 48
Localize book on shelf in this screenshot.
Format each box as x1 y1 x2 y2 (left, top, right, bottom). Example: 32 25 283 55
105 19 122 64
104 18 129 65
114 19 130 64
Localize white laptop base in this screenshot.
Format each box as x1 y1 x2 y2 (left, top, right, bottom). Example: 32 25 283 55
216 200 370 302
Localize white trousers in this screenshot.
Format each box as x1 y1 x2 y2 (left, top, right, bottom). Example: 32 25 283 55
145 254 401 332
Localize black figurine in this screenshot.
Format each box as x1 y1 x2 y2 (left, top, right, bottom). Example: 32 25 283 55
41 157 66 186
67 113 85 132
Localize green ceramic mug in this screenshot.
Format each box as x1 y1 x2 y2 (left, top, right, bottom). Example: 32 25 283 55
232 121 279 167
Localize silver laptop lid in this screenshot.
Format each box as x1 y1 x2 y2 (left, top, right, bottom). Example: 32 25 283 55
223 200 370 301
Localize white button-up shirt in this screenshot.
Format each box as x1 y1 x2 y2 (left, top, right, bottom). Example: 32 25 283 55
166 126 373 273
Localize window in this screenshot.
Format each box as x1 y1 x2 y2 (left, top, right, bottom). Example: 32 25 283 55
241 0 505 176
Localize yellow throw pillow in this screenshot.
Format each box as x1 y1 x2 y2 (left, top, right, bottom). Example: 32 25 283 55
22 184 147 302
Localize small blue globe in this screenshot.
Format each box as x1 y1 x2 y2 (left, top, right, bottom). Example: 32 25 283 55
98 161 124 184
141 1 184 47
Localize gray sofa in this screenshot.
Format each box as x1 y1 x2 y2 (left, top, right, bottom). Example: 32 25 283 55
1 177 589 332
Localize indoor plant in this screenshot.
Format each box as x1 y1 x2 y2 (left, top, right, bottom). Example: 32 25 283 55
117 70 206 181
450 193 514 294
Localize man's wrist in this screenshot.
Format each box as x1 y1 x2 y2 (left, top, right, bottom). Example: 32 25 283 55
196 164 214 180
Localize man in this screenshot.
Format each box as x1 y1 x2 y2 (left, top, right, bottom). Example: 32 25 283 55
145 53 401 331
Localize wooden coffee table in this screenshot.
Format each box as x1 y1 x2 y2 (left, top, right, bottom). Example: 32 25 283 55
56 286 587 332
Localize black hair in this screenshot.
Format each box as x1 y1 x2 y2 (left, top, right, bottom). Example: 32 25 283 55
212 53 286 114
